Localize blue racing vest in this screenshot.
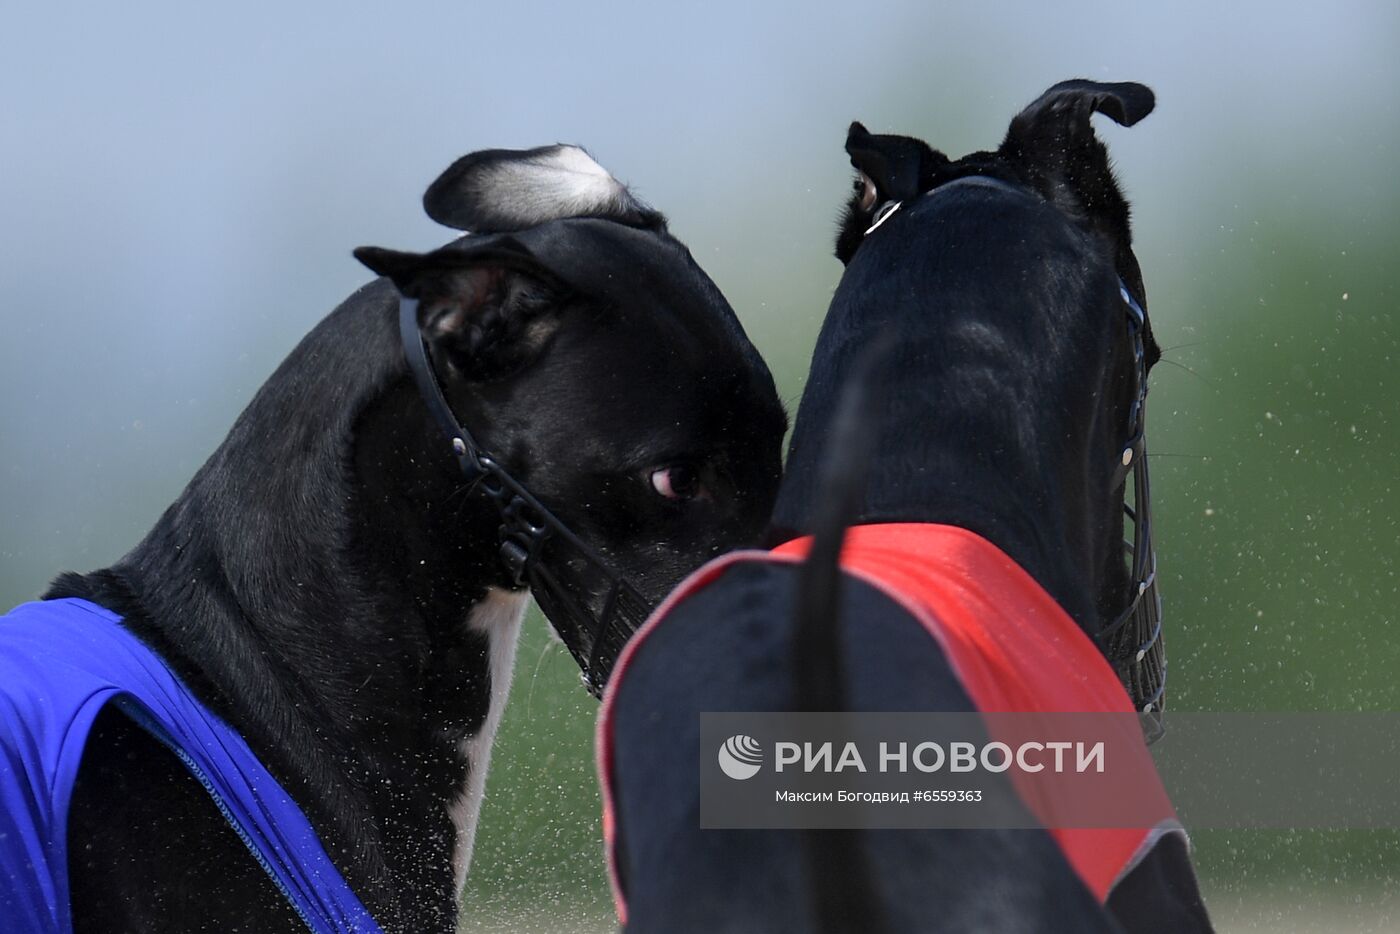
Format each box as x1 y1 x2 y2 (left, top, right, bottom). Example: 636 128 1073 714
0 598 384 933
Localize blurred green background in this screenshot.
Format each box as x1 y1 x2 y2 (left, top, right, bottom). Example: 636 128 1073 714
3 2 1398 931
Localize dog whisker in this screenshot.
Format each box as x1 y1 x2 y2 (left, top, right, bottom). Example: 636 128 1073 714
1153 356 1217 389
524 637 559 720
444 482 475 510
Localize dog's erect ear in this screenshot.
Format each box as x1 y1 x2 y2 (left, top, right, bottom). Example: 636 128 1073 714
1010 80 1154 137
835 123 949 264
355 240 566 379
1001 80 1154 181
422 144 665 234
844 121 946 205
1000 80 1154 285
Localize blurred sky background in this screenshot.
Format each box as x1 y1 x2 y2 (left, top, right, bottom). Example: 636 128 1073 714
4 2 1399 931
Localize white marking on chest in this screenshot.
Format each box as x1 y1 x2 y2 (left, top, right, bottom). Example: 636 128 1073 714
448 587 529 898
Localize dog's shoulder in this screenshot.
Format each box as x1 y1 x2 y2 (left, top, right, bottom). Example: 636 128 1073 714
68 705 304 932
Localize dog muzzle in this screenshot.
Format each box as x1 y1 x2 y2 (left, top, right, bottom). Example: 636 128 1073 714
398 296 650 698
1093 284 1166 741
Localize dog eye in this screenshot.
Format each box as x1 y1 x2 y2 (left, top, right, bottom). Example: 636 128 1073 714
648 464 705 502
856 172 879 211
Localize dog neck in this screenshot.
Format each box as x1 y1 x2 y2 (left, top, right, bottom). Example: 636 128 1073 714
775 186 1134 634
48 280 528 928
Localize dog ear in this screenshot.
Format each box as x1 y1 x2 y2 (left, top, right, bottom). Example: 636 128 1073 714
1010 80 1154 136
355 240 567 378
1000 79 1154 281
1000 79 1154 184
844 121 946 205
835 122 948 264
422 144 665 234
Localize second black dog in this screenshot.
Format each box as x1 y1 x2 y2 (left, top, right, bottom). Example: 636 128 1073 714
601 81 1212 933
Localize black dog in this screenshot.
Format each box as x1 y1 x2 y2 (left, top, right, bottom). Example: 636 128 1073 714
601 81 1213 932
7 145 784 933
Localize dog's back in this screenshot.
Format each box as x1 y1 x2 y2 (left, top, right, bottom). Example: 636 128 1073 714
604 560 1118 933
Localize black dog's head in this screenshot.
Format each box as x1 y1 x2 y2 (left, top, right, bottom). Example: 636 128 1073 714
356 146 786 659
835 79 1159 365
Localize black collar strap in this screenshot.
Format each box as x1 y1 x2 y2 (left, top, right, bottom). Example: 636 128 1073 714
864 199 903 235
398 298 488 485
398 297 650 697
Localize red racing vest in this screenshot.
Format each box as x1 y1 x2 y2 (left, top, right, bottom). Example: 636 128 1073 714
598 523 1182 922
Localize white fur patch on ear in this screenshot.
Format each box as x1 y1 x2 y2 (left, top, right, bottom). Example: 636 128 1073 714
424 144 663 233
495 145 629 219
